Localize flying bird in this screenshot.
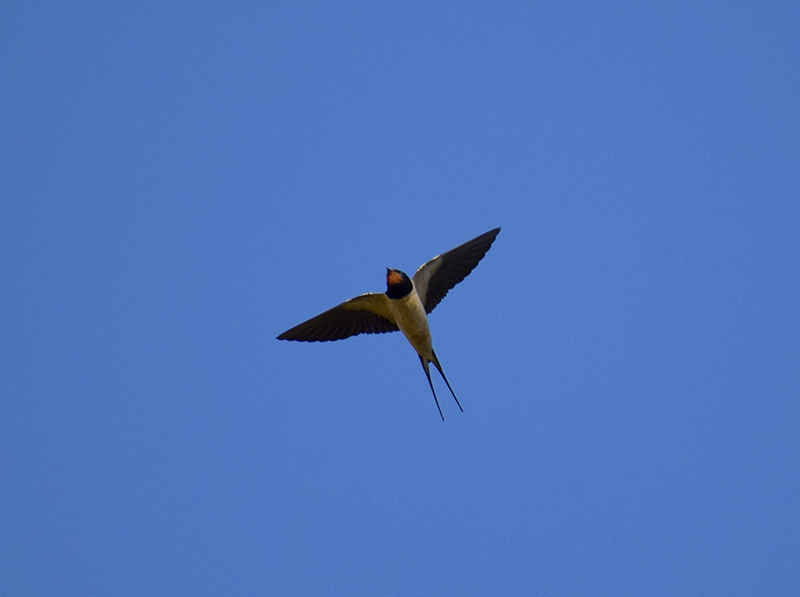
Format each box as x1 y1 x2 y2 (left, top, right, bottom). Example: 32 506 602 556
278 227 501 420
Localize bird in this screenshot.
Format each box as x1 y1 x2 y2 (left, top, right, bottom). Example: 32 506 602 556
277 227 501 420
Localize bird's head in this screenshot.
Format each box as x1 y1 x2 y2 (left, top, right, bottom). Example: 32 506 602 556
385 268 413 299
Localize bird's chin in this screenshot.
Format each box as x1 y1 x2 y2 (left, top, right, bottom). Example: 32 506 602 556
386 270 403 286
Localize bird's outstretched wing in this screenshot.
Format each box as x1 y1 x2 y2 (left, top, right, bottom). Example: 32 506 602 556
412 227 501 314
277 293 398 342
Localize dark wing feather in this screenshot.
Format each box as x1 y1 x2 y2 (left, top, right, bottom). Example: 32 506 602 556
277 293 398 342
412 227 500 314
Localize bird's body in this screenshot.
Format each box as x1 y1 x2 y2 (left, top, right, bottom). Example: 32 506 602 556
278 227 501 419
386 273 432 360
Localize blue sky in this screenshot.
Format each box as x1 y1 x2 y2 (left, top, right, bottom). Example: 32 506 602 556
2 1 799 594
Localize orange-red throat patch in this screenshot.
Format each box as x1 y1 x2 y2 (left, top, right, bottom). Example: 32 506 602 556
387 269 403 286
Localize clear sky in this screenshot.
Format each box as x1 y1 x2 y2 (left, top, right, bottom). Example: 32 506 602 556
2 1 799 595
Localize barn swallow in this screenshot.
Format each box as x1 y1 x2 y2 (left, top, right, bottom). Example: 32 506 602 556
278 227 501 420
